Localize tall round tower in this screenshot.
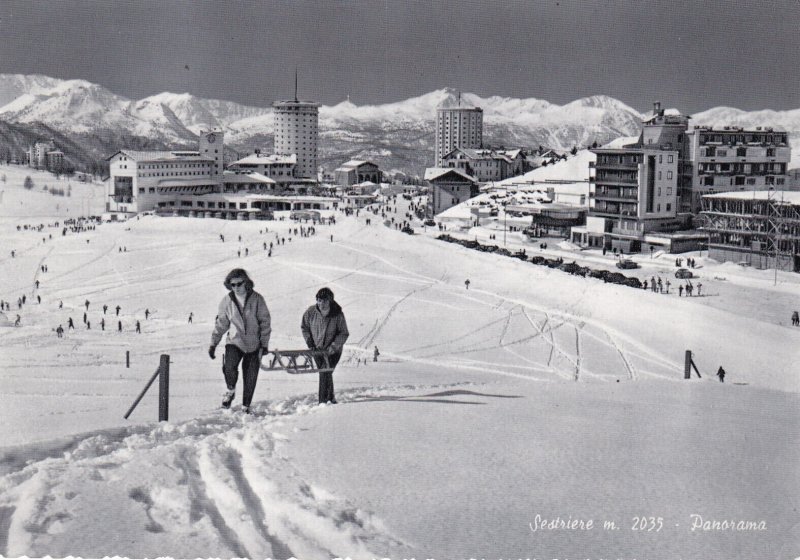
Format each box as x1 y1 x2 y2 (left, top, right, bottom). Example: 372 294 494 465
272 99 321 180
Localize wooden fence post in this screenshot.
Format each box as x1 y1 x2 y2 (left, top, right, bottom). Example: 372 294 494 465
684 350 692 379
158 354 169 422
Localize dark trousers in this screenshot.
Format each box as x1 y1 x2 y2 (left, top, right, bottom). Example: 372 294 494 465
317 352 340 403
223 344 261 407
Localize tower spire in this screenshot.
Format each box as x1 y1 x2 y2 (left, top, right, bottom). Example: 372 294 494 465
294 69 298 102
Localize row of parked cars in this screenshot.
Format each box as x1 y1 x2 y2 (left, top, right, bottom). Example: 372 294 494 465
437 234 646 289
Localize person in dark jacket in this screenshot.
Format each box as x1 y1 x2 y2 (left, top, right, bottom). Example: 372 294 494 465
301 287 349 404
209 268 271 413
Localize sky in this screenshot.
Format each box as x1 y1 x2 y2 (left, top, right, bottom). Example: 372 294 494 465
0 0 799 113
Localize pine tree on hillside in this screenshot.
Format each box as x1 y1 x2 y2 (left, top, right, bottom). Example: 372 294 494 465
23 176 34 190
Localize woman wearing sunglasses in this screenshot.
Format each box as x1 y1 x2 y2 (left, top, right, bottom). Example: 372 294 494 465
209 268 272 414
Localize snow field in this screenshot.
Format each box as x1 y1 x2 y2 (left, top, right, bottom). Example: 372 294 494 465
0 167 799 559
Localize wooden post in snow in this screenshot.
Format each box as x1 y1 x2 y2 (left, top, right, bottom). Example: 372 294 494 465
158 354 169 422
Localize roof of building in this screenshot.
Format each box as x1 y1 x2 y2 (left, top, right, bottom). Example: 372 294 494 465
272 100 321 108
231 153 296 166
156 178 221 187
703 190 800 205
424 167 476 182
335 159 380 171
109 150 212 163
223 172 276 184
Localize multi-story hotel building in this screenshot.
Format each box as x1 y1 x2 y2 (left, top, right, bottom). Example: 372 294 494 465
272 99 320 179
435 106 483 167
687 126 791 212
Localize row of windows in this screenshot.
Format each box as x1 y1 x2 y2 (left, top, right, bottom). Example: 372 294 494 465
705 147 777 157
698 133 787 145
139 171 210 178
703 176 785 186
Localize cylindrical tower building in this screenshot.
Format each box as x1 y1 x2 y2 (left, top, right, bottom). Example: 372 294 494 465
272 100 321 179
436 106 483 166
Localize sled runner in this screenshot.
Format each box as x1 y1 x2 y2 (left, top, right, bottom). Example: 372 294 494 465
261 349 334 374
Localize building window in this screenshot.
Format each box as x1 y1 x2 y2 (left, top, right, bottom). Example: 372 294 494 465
666 203 671 212
667 171 673 180
667 155 674 163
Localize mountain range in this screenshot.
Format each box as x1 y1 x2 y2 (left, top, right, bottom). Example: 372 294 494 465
1 74 798 177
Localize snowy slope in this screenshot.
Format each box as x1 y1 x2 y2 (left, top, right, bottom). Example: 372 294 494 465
0 162 798 558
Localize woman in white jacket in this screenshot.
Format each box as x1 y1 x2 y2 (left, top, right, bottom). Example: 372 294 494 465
209 268 271 413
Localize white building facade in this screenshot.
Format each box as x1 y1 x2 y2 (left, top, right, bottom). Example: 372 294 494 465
272 100 320 179
435 106 483 167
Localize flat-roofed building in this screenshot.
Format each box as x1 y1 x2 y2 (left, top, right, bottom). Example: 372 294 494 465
435 105 483 166
701 190 800 271
273 99 320 179
106 149 217 214
688 126 791 213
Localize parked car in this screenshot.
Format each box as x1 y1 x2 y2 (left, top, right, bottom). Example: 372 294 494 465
675 268 694 279
424 219 436 226
615 259 639 269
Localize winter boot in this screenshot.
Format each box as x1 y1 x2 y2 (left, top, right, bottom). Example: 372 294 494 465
221 389 235 409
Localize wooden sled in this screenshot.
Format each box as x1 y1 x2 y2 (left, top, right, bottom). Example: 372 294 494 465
261 349 333 374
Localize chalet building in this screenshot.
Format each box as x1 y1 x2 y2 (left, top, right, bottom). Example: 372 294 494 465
701 190 800 271
441 148 515 183
227 153 297 185
424 167 479 215
334 160 382 187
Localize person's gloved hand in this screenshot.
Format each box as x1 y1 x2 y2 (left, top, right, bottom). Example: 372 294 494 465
208 345 216 360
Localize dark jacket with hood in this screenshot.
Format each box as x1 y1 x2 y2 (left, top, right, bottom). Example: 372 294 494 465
301 300 349 355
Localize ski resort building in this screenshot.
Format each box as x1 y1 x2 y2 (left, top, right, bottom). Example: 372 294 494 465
227 153 297 186
334 160 382 187
435 105 483 167
106 129 328 220
27 141 65 172
686 126 791 213
424 167 479 215
700 190 800 271
273 99 320 179
440 148 516 182
574 102 791 254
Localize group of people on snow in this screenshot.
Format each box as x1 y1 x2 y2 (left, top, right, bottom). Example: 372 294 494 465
208 268 349 414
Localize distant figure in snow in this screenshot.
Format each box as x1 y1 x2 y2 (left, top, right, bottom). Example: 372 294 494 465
14 315 20 327
85 299 90 311
86 320 91 330
697 283 702 296
678 285 683 297
101 317 105 331
373 346 380 362
68 317 75 331
188 312 193 324
791 310 799 326
103 304 107 314
83 312 87 324
56 325 64 338
135 320 141 333
35 280 40 289
145 308 150 320
465 279 471 290
209 268 271 414
118 320 122 332
717 366 726 383
115 305 121 316
37 295 41 304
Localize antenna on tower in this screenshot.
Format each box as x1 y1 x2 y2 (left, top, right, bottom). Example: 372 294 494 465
457 91 461 107
294 69 298 102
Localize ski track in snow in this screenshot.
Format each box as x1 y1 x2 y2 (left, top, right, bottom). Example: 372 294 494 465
0 383 437 558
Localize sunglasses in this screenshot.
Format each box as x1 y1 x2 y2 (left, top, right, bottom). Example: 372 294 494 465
230 280 245 287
